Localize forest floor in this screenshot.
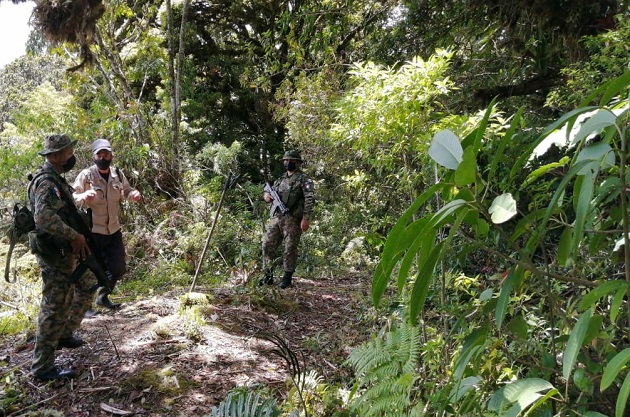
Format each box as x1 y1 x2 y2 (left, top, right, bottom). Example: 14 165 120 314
0 272 375 416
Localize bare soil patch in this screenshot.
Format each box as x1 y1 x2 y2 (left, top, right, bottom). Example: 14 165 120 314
0 273 373 416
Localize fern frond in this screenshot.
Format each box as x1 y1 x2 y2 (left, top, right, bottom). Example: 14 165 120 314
347 321 423 417
208 389 279 417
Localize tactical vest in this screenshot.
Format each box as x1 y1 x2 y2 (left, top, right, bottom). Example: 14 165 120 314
275 172 307 218
27 168 76 256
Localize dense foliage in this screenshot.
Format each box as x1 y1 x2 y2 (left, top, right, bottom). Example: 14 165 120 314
1 0 630 415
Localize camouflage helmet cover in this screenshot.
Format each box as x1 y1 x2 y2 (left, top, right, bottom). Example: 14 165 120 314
281 150 302 161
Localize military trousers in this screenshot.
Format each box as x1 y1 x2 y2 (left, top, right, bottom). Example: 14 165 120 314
262 214 303 273
31 252 96 376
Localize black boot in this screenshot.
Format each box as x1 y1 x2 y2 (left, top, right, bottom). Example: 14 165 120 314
259 270 274 286
96 292 122 310
96 276 121 310
279 271 293 289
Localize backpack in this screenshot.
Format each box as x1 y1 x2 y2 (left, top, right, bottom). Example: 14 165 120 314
12 202 36 237
4 171 64 282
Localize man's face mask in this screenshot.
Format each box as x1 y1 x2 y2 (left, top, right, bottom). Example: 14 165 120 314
62 155 77 172
94 157 112 170
284 161 297 171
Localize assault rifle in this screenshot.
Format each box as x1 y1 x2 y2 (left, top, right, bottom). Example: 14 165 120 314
264 182 289 216
65 207 114 292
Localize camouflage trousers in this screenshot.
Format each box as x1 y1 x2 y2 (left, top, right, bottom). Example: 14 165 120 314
262 214 303 274
31 253 97 376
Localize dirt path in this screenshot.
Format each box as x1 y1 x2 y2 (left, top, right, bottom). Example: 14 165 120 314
0 273 373 416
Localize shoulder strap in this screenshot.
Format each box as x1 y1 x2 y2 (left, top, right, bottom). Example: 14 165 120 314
27 170 75 208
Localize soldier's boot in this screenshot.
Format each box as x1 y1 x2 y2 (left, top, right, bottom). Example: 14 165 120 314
96 279 121 310
279 271 293 289
259 270 274 286
96 293 121 310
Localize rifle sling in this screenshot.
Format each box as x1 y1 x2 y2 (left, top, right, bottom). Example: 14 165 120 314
4 234 17 283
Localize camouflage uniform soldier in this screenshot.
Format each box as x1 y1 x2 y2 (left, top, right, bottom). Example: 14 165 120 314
261 150 315 288
29 134 94 381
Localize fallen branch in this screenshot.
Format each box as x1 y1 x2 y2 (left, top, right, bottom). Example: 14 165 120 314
104 323 121 360
0 300 18 310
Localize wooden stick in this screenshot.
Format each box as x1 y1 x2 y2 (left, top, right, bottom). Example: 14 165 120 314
103 323 121 360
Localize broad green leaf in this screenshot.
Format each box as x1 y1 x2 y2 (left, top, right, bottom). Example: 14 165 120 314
579 280 629 311
557 227 572 266
449 376 482 403
397 225 436 292
455 147 477 186
581 412 610 417
599 69 630 105
487 378 555 412
571 109 617 146
563 309 593 380
574 368 593 393
584 314 604 345
479 288 493 302
476 217 489 237
431 199 468 226
523 157 570 187
471 98 497 153
495 267 522 327
429 129 462 169
506 315 528 340
409 242 444 324
523 388 560 417
611 287 626 323
453 327 488 382
571 173 594 255
601 348 630 390
512 105 598 179
575 143 615 175
525 160 591 254
615 372 630 417
372 183 448 306
489 193 517 224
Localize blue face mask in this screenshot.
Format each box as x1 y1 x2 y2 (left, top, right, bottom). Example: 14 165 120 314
284 161 297 171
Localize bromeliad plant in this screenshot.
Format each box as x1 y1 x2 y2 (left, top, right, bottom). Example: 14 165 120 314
369 70 630 416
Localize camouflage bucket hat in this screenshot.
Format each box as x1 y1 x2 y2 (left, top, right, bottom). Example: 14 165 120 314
281 150 302 161
38 134 78 156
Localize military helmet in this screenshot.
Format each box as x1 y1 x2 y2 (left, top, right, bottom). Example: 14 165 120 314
38 134 78 156
281 150 302 161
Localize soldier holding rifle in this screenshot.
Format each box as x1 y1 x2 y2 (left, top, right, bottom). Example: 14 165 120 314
28 134 96 381
261 150 315 288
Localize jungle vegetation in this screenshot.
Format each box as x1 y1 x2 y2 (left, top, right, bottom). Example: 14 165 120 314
1 0 630 415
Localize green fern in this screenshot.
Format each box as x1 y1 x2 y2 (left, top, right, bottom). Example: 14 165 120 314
207 389 279 417
347 322 424 417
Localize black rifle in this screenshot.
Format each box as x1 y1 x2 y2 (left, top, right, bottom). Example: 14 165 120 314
264 182 289 215
65 207 114 292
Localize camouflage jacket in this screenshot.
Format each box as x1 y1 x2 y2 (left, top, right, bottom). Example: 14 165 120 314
28 162 79 244
271 170 315 220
